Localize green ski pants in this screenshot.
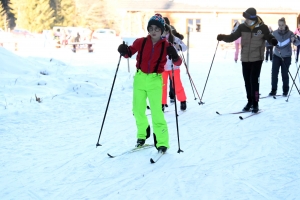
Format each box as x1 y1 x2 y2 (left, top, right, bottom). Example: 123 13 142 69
133 70 169 148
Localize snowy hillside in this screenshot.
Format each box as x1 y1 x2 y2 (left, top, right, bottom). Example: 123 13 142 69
1 44 300 200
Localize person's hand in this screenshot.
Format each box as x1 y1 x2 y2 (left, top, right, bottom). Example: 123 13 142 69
217 34 225 41
174 43 181 51
271 38 278 46
117 43 129 55
291 35 295 43
167 46 179 62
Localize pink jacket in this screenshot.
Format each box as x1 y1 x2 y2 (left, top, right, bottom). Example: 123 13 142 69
235 37 241 44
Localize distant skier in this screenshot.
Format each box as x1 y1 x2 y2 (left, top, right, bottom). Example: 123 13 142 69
265 26 274 62
217 7 277 113
269 17 300 96
117 13 182 153
232 21 241 63
161 21 187 111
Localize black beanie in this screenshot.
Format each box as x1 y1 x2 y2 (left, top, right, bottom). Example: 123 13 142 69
148 14 165 34
243 8 257 20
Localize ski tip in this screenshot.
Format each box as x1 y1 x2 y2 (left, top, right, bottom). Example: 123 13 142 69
150 158 155 164
273 96 276 99
107 153 115 158
239 116 244 120
216 111 220 115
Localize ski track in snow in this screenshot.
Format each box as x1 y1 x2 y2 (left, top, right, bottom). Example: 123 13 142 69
1 46 300 199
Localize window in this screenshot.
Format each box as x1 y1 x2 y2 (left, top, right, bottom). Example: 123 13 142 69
187 18 201 33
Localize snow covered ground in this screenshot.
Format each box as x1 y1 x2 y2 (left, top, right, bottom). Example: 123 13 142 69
1 42 300 200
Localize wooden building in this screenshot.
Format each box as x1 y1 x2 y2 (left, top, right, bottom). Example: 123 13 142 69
116 0 300 47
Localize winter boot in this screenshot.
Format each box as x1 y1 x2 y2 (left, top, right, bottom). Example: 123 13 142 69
162 104 165 112
269 89 277 96
136 139 145 147
283 91 288 97
242 102 252 111
180 101 187 111
252 101 259 113
157 146 167 153
170 98 175 103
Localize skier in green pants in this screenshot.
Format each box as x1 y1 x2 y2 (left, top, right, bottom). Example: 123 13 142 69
117 13 182 153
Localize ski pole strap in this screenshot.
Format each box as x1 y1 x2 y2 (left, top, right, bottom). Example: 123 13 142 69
153 41 165 73
138 37 147 70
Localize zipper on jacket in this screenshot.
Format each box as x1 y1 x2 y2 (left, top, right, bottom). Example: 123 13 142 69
247 30 253 62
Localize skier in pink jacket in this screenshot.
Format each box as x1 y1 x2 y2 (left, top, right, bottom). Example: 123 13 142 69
232 21 241 62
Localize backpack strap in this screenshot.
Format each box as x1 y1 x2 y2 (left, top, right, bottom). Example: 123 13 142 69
153 41 165 73
138 37 147 70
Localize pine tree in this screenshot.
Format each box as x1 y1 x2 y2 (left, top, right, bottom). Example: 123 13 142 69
11 0 55 32
0 0 16 29
54 0 77 26
0 1 4 30
78 2 103 29
76 0 121 31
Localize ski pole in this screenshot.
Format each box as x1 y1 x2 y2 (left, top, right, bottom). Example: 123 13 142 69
179 50 204 104
286 63 300 102
174 43 197 101
276 47 300 95
293 44 300 83
170 62 183 154
199 41 219 104
178 51 196 100
96 45 124 147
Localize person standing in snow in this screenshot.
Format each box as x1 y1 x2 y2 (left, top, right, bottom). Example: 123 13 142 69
117 13 182 153
269 17 300 96
163 17 175 103
294 24 300 63
161 23 187 111
232 21 241 63
265 26 274 62
217 7 277 113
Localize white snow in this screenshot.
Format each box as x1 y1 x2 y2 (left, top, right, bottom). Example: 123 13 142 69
1 42 300 200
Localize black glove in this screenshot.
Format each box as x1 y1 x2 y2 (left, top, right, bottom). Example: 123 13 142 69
217 34 225 41
166 46 179 62
271 38 278 46
117 43 129 55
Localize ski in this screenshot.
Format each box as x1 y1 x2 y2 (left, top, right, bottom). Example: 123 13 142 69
150 151 165 164
239 110 263 120
260 95 281 99
216 110 250 115
107 144 154 158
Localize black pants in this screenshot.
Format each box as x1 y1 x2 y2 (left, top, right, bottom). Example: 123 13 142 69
271 55 291 93
296 45 300 61
265 46 273 61
242 61 263 104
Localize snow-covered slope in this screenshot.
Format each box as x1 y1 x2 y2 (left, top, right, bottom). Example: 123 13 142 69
1 45 300 200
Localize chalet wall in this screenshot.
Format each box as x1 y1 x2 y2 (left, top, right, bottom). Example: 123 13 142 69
119 11 299 48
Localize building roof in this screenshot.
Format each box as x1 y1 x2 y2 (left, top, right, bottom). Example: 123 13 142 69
117 0 300 14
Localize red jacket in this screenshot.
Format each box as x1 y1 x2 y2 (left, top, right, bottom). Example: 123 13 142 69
125 35 182 73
